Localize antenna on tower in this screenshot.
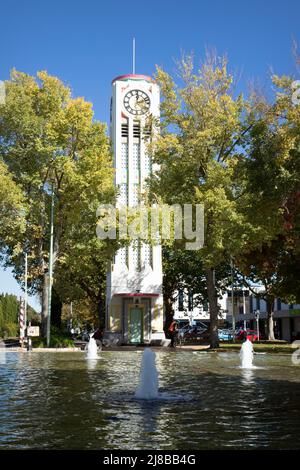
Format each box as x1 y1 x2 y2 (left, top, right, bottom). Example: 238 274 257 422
132 37 136 74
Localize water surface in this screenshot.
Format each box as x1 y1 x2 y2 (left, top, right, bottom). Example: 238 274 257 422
0 350 299 449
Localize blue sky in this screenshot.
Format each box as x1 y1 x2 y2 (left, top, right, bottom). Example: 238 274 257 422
0 0 299 310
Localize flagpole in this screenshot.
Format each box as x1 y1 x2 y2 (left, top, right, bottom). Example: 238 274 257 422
133 37 136 74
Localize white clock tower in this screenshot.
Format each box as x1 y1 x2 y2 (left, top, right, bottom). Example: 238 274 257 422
105 74 164 345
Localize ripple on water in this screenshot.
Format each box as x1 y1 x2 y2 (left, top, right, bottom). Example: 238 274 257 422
0 351 300 449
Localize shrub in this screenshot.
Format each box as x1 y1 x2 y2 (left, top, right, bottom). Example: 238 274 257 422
32 326 74 348
0 322 19 339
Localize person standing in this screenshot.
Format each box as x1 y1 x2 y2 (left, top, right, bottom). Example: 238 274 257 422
168 320 178 348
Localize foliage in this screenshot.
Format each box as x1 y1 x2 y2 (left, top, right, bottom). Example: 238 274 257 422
0 322 19 338
0 70 115 335
0 292 39 338
233 73 300 338
148 52 258 347
162 244 232 325
54 216 118 329
149 51 300 344
32 325 74 348
0 160 26 250
61 298 97 330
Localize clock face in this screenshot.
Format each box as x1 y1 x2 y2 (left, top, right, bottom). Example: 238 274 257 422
123 89 150 115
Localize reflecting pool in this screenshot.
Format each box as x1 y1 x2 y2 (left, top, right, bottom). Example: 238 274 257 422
0 350 299 449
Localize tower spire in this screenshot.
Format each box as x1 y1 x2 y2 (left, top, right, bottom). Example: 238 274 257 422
132 37 136 74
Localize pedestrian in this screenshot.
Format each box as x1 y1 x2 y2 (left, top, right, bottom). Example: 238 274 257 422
168 320 178 348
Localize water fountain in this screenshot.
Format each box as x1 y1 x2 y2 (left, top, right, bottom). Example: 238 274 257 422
2 349 300 449
135 348 159 399
86 335 99 360
240 339 254 368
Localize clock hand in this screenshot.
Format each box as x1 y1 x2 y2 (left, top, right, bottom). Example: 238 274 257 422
135 99 143 110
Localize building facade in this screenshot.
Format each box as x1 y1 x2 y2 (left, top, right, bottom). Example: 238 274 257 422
105 74 164 345
173 288 300 342
173 289 226 325
225 288 300 342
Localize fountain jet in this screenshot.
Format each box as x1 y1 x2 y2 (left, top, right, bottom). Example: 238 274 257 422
86 335 98 359
240 339 254 368
135 348 158 399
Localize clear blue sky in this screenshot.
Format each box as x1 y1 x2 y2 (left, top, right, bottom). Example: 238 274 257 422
0 0 299 310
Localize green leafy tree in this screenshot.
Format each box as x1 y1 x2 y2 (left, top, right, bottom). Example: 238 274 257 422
54 236 117 330
162 244 231 335
149 52 257 347
235 73 300 338
0 160 26 252
0 293 39 338
0 70 114 336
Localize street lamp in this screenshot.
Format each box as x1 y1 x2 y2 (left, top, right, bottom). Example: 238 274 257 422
24 252 28 332
254 309 260 341
231 258 236 341
46 187 55 348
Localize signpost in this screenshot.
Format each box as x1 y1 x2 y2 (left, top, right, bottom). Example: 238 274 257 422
27 326 40 337
26 325 39 351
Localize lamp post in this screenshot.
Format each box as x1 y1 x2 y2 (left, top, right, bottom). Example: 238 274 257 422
46 188 55 348
254 309 260 341
24 252 28 331
243 289 247 331
231 258 235 341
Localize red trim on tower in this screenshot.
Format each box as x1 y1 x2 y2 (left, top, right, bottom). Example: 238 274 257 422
112 74 154 84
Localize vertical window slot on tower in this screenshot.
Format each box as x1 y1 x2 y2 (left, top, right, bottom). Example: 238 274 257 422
133 120 141 139
121 119 129 138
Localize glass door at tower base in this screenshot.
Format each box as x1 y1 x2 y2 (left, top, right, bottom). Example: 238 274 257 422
129 307 143 343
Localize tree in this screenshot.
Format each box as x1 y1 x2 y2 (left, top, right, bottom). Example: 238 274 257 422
0 70 114 336
235 73 300 338
149 52 256 347
162 245 206 334
162 244 231 335
0 159 25 252
54 235 117 330
0 293 39 338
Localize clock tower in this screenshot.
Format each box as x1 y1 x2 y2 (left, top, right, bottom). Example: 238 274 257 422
105 74 164 345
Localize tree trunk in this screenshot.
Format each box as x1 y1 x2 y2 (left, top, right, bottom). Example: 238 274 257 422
38 195 47 337
41 272 48 337
267 298 275 340
40 220 60 337
205 267 219 348
97 287 105 331
51 288 62 329
163 291 174 339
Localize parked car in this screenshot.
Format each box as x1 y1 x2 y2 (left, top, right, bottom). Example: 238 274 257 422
218 329 234 341
184 326 202 339
179 322 208 342
235 329 261 342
